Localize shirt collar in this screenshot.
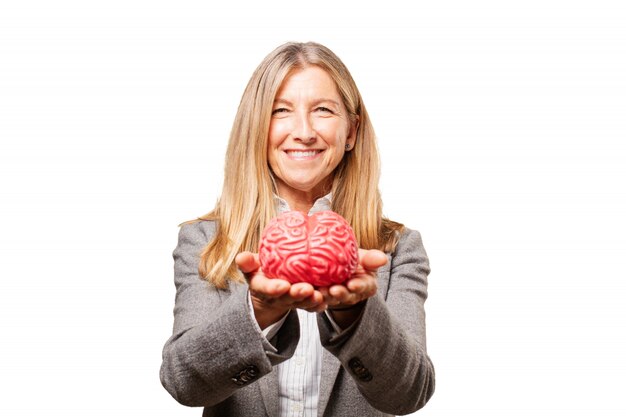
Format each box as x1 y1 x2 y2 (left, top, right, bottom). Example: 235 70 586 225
273 192 333 215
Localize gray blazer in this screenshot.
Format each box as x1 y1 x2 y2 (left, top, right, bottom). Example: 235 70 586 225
160 220 435 416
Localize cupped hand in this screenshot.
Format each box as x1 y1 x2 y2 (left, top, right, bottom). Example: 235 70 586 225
235 251 327 329
319 249 387 310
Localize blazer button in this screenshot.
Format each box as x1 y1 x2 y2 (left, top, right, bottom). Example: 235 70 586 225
348 358 366 373
232 365 260 386
231 376 245 386
358 370 373 381
348 357 373 382
245 365 259 377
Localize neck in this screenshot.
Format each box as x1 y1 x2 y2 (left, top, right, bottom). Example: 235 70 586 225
276 184 330 213
281 191 318 213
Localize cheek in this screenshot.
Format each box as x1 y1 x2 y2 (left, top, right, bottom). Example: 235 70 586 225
268 119 292 145
315 119 348 144
267 124 279 148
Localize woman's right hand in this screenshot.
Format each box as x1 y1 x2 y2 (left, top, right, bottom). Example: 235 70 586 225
235 251 327 330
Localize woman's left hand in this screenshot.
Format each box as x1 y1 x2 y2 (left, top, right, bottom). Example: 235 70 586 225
319 249 387 315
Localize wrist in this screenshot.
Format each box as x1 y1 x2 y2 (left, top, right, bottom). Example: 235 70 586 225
327 300 365 311
251 298 290 330
326 301 365 329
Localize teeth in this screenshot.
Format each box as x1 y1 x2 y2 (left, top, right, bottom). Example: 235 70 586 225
287 150 318 157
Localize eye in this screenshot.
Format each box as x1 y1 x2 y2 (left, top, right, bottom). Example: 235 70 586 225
315 106 333 114
272 107 289 115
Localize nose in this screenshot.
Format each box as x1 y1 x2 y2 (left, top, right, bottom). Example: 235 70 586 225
292 112 316 144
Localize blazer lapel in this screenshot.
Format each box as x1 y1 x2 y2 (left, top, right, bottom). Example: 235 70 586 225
317 349 341 417
258 369 279 417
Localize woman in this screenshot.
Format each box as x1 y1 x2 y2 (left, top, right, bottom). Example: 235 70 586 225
160 42 435 417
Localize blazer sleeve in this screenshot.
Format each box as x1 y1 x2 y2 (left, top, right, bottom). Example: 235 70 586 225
317 228 435 414
160 221 300 407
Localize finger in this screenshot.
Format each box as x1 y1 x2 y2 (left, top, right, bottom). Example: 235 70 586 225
329 280 375 305
359 249 388 272
289 282 315 300
346 278 366 293
295 291 327 312
249 274 290 297
346 276 377 294
272 288 324 311
235 251 261 274
318 287 340 306
328 284 351 301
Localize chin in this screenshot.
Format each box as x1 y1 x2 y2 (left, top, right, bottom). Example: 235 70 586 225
284 176 320 189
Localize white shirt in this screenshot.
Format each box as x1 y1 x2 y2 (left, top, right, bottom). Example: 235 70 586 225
248 194 342 417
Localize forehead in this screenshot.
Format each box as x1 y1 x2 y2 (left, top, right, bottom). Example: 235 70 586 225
275 66 340 99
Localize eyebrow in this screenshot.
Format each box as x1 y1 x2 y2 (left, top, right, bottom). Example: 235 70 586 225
273 98 341 107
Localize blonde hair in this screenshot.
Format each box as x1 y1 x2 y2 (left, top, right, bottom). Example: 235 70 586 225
195 42 403 288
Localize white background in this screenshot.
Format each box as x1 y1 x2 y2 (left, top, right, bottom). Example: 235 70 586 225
1 1 625 416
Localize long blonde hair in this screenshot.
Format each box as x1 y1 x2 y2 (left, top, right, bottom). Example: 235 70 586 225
195 42 403 288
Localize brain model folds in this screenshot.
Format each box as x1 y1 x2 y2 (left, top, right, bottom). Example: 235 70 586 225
259 210 359 286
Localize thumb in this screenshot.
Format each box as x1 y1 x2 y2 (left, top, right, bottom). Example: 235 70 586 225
235 251 261 274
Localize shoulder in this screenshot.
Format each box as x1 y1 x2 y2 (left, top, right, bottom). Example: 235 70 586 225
390 225 430 270
177 219 218 246
394 226 426 253
385 220 427 255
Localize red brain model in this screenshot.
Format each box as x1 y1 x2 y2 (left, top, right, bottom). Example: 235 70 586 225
259 210 359 286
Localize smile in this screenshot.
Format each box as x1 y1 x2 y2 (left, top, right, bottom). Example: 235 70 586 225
284 150 323 160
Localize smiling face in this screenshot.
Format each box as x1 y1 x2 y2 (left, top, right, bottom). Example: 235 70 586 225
268 66 356 210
